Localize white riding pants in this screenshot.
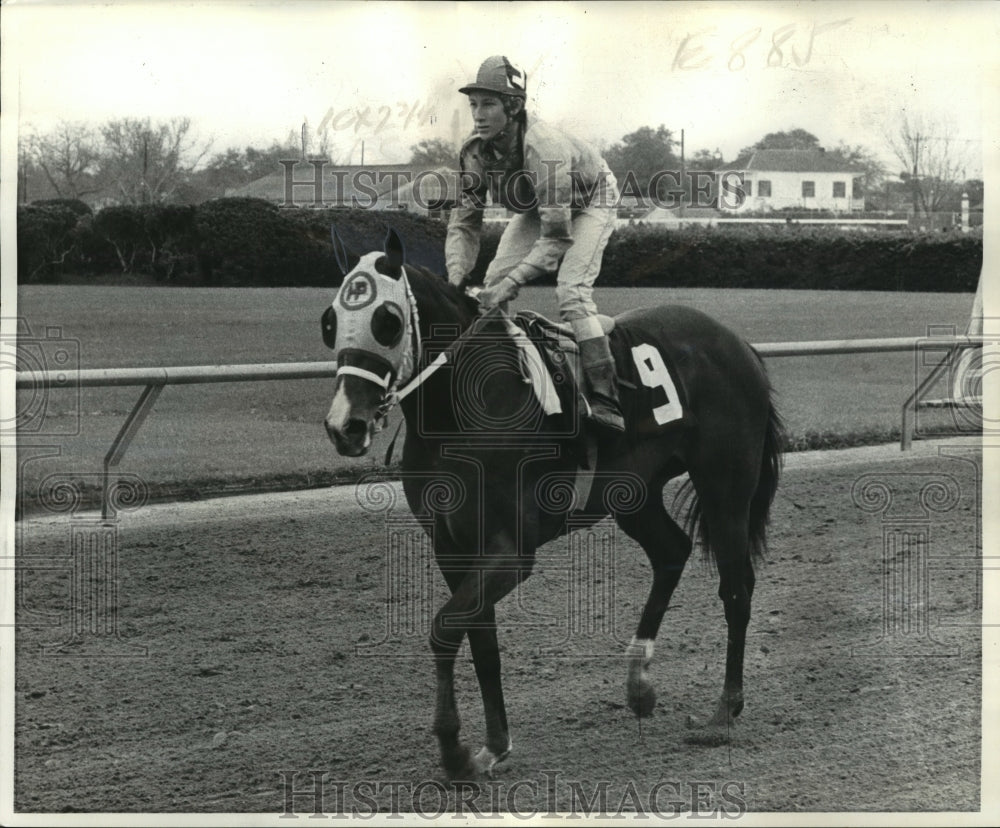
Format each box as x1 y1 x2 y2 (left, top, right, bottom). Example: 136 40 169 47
484 204 617 323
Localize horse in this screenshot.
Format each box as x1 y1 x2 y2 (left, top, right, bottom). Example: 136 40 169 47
321 227 785 779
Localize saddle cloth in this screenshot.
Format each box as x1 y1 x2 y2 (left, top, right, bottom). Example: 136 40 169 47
507 311 602 420
508 309 687 438
505 309 687 511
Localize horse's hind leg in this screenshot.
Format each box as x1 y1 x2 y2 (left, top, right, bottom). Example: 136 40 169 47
615 497 693 717
686 497 756 738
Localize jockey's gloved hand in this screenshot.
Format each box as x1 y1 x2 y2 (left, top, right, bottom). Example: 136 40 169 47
477 277 521 310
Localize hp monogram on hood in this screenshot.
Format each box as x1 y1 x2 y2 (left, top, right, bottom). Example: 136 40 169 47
322 251 417 389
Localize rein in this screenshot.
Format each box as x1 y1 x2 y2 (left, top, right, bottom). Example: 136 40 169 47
377 303 505 463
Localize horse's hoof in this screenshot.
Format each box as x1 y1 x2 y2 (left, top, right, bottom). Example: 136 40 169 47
627 680 656 718
683 714 727 745
473 737 512 777
684 708 735 745
441 743 477 780
473 740 512 777
684 727 731 746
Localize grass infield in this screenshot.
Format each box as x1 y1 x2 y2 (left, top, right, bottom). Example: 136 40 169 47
14 285 978 512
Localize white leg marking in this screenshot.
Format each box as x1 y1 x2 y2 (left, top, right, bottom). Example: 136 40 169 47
473 737 512 776
626 636 654 667
626 636 654 705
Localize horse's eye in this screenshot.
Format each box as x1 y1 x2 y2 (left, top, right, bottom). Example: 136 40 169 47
321 306 338 349
371 302 404 348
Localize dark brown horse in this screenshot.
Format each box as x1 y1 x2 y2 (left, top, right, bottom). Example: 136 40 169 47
321 228 784 778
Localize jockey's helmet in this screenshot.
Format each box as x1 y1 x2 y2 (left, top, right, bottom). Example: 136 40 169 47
459 56 527 99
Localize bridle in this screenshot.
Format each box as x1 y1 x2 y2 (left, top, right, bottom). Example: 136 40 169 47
357 268 426 432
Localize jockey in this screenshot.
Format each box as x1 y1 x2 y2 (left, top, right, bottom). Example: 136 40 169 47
445 55 625 433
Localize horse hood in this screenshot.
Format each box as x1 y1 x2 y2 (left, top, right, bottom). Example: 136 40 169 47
325 251 416 387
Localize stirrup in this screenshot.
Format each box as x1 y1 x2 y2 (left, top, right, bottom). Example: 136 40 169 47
586 396 625 432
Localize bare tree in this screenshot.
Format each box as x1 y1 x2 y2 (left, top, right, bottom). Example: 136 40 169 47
883 110 974 215
23 121 103 200
99 117 211 204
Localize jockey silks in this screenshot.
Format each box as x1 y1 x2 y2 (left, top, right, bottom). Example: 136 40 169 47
445 115 618 289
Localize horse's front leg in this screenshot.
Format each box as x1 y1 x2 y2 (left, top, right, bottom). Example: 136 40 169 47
430 536 530 779
467 609 513 775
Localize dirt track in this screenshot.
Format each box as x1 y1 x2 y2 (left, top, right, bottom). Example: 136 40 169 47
14 439 982 815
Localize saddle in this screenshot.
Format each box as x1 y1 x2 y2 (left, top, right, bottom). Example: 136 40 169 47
503 311 616 506
506 311 613 467
510 311 609 419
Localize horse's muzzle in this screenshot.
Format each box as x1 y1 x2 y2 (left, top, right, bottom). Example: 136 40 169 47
325 416 371 457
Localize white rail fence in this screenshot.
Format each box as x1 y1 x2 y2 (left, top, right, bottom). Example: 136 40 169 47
15 336 984 518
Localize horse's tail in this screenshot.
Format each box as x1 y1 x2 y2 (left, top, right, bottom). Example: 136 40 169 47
747 393 786 559
676 371 785 562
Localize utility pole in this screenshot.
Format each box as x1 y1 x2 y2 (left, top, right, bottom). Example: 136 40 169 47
142 131 150 205
679 128 686 218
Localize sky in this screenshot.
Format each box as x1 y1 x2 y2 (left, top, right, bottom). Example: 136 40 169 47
3 0 996 177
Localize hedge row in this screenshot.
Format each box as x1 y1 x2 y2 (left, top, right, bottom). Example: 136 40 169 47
602 223 982 292
16 198 982 292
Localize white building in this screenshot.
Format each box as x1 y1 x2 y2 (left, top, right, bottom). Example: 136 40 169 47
716 149 865 213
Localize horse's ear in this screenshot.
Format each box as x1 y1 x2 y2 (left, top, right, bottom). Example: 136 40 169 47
330 226 350 276
384 228 405 275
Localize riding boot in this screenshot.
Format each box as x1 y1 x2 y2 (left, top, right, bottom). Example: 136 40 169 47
576 333 626 433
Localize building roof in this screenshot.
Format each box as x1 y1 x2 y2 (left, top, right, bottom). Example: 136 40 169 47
225 163 433 205
393 167 462 205
718 149 864 174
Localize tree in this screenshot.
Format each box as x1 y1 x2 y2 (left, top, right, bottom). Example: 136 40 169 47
193 139 316 201
883 110 975 215
408 138 456 167
687 148 723 170
827 141 885 194
245 140 307 178
99 117 211 205
17 143 44 204
737 128 822 158
16 203 84 282
92 205 146 273
604 125 679 202
201 147 253 197
24 122 104 200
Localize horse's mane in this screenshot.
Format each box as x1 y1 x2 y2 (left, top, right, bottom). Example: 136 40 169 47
403 262 480 326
